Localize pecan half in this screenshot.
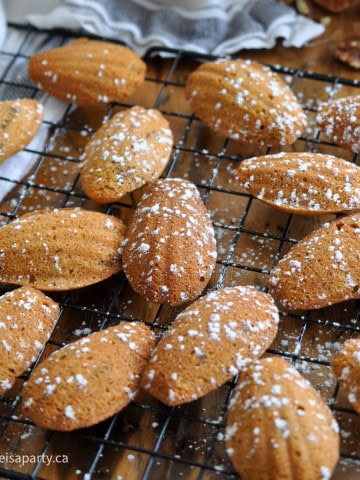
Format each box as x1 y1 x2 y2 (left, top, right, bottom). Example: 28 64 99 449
311 0 351 12
334 35 360 70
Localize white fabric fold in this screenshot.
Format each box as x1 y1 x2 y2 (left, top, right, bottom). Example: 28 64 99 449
0 26 69 201
24 0 324 56
0 0 5 48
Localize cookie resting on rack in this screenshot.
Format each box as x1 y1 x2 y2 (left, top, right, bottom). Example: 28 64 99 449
28 38 146 105
0 208 126 290
140 285 279 406
21 322 156 431
0 98 43 163
81 106 173 203
332 338 360 414
122 178 217 306
0 287 59 395
268 213 360 311
185 58 307 147
316 95 360 153
237 152 360 214
225 357 340 480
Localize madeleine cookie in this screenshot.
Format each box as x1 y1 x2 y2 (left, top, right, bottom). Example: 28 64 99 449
0 99 43 163
225 357 340 480
141 286 279 406
332 338 360 414
0 208 126 290
268 213 360 311
0 287 59 394
81 106 173 203
21 322 156 431
237 152 360 214
316 95 360 153
28 38 146 105
185 59 307 146
122 178 217 306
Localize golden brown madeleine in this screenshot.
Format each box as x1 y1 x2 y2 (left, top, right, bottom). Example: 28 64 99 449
141 286 279 406
81 106 173 203
185 59 307 146
226 357 340 480
332 338 360 414
237 152 360 214
268 213 360 311
0 208 126 290
316 95 360 153
122 178 217 306
0 287 59 394
0 98 43 163
28 38 146 105
21 322 156 431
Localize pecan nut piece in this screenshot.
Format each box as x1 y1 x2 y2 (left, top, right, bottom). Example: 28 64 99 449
334 35 360 70
312 0 351 12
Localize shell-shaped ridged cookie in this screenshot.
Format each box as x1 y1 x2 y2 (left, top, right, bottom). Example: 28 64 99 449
122 178 217 306
0 99 43 163
237 152 360 214
81 106 173 203
185 59 307 147
316 95 360 153
268 213 360 311
21 322 156 431
0 287 59 394
0 208 126 291
140 285 279 406
225 357 340 480
28 38 146 105
332 338 360 414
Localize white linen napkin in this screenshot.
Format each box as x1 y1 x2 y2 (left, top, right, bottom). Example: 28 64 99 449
0 26 69 202
0 0 5 48
23 0 324 55
0 0 325 202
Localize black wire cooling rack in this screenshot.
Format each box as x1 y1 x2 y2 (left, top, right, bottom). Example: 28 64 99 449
0 23 360 480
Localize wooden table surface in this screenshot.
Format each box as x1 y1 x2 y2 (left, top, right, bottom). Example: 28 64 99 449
239 1 360 80
245 2 360 80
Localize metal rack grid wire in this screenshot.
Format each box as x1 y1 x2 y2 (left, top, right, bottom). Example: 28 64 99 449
0 23 359 480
